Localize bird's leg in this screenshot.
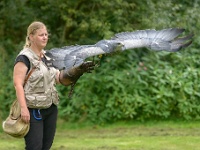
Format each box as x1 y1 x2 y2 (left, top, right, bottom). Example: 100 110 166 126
68 82 76 98
94 55 102 67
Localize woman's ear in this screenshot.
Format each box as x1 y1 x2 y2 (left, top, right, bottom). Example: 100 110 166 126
29 34 33 41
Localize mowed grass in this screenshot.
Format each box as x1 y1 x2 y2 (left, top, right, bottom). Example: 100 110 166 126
0 120 200 150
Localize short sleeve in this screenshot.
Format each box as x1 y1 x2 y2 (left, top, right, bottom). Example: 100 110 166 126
15 55 31 72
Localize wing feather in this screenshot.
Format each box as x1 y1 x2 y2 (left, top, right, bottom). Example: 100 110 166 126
46 45 106 70
113 28 193 51
45 28 193 70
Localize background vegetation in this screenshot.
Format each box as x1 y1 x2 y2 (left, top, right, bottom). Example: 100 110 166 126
0 0 200 124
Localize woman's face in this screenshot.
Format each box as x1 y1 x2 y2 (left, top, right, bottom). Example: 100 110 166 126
30 26 48 50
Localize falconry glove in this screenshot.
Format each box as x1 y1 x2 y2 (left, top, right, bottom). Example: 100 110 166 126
59 61 95 86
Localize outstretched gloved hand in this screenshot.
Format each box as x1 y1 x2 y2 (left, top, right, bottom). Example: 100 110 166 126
59 61 95 86
77 61 95 73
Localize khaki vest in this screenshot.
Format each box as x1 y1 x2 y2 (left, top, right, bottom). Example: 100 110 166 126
18 48 59 109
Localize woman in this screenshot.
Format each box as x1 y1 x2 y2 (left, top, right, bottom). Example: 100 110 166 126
13 21 94 150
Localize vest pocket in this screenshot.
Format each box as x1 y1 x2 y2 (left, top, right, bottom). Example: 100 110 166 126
25 95 36 107
25 94 51 109
32 82 45 93
35 95 51 108
29 71 45 93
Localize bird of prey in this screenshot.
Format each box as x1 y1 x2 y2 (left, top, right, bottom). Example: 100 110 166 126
45 28 193 70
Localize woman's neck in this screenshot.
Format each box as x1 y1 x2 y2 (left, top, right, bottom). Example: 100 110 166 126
30 45 43 57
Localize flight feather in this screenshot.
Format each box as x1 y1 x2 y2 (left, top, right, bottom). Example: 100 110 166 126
45 28 193 70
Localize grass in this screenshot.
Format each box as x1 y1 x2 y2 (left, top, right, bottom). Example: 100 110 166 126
0 120 200 150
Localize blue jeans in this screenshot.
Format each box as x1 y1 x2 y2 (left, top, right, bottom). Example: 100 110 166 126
24 104 58 150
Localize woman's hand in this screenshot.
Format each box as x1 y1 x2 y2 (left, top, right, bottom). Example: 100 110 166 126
21 106 30 124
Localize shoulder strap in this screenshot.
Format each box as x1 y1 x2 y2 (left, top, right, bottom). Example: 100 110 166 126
24 67 36 85
24 53 42 86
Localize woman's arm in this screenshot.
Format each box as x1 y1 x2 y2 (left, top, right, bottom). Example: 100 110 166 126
13 62 30 123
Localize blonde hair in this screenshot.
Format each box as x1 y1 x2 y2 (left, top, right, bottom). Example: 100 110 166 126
24 21 47 48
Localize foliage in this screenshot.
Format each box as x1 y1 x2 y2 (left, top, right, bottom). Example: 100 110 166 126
59 48 200 123
0 0 200 123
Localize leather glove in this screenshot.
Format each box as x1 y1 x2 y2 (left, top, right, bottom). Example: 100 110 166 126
59 61 95 86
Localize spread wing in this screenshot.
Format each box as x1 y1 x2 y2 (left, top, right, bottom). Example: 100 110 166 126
112 28 193 51
45 45 107 70
45 28 193 70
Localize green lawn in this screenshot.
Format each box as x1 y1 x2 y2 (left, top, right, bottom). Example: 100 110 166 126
0 120 200 150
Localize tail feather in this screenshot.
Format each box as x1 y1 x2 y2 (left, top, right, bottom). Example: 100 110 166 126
172 34 194 44
168 33 194 52
182 40 193 48
170 40 193 52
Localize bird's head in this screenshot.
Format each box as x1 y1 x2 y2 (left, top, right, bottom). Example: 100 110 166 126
95 40 123 53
